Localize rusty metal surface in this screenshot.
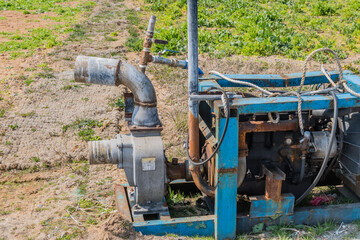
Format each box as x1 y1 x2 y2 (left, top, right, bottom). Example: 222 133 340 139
199 115 217 148
188 111 215 197
124 92 134 121
239 120 298 157
265 178 283 201
128 123 162 132
166 160 187 181
114 184 133 222
263 165 286 201
217 167 237 174
205 144 215 187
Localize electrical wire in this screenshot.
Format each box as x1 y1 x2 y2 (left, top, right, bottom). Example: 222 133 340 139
295 91 338 204
186 87 230 166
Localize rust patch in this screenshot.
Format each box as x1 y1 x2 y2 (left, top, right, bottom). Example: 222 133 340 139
280 74 290 87
114 184 133 222
238 120 298 157
217 167 237 174
104 64 116 70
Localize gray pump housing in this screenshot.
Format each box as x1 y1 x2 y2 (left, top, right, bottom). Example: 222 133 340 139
89 130 166 205
74 56 166 208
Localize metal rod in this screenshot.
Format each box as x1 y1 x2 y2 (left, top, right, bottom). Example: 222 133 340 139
190 94 243 101
188 0 199 163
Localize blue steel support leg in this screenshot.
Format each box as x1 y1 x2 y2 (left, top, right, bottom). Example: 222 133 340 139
215 115 238 240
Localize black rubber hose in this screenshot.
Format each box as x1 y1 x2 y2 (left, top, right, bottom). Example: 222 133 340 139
295 91 338 204
186 87 230 166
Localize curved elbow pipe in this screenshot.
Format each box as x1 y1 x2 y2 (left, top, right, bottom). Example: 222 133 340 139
189 164 215 197
74 56 161 127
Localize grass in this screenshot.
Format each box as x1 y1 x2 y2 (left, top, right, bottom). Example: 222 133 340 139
166 186 185 206
0 0 95 58
62 119 103 141
132 0 360 59
0 28 61 53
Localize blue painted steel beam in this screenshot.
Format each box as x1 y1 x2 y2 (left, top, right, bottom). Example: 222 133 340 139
213 93 360 115
132 203 360 237
344 74 360 92
200 70 353 88
294 203 360 225
215 116 238 239
133 215 214 236
249 194 294 218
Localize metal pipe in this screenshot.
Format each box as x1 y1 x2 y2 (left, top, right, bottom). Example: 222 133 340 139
139 15 156 73
190 93 243 101
187 0 212 195
74 56 161 127
152 56 187 68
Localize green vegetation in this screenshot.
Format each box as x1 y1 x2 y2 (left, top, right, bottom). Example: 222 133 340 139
62 119 103 141
166 186 185 206
30 157 40 162
0 0 94 16
0 0 95 57
0 28 61 54
133 0 360 59
109 97 125 110
9 124 19 130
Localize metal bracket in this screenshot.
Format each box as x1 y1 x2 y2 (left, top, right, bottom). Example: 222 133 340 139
199 115 217 148
263 164 286 201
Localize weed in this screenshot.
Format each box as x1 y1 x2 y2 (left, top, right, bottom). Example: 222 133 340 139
109 97 125 110
166 186 185 206
30 157 40 163
4 140 11 145
0 108 5 117
86 217 98 225
307 221 336 236
21 111 35 117
126 11 140 25
105 35 117 41
78 198 95 208
9 124 19 130
63 119 102 136
125 25 142 51
62 84 82 90
110 32 118 37
68 24 86 41
24 78 34 86
35 207 49 212
171 110 188 133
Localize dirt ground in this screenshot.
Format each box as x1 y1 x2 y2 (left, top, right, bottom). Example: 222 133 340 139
1 0 360 239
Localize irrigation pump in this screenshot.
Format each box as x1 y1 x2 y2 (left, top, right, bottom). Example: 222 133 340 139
74 1 360 239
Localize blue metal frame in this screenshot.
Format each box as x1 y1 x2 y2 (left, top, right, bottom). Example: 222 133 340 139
116 70 360 239
215 115 238 239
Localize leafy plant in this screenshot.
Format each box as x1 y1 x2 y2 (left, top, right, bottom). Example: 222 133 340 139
62 119 103 141
166 187 185 206
109 97 125 110
9 124 19 130
137 0 358 59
